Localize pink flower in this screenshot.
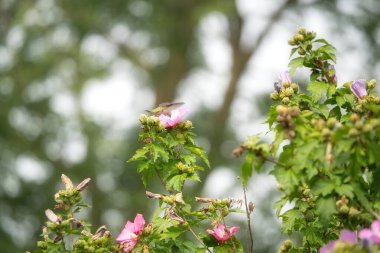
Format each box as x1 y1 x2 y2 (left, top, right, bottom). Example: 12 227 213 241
359 219 380 245
350 80 367 99
116 214 145 252
207 224 239 242
319 230 357 253
278 70 292 85
158 107 189 128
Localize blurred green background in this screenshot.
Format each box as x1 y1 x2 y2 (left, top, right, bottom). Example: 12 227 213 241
1 0 380 252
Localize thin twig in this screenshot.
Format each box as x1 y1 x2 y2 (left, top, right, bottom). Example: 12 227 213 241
264 157 287 168
243 186 254 253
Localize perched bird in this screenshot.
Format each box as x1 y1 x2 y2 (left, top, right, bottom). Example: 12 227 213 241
145 102 184 116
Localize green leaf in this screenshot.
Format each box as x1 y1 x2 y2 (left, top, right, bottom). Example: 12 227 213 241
288 57 304 74
152 144 169 162
281 209 303 234
166 174 187 191
307 81 329 102
354 187 372 212
241 152 254 187
187 146 210 168
312 180 336 196
128 147 149 162
316 197 337 224
335 184 354 199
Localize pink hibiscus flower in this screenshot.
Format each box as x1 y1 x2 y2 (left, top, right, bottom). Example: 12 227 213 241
158 107 189 128
207 224 239 242
116 214 145 252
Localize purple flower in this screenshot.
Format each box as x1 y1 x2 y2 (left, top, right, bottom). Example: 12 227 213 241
274 70 291 92
359 219 380 245
319 230 357 253
328 65 337 83
279 70 292 85
350 80 367 99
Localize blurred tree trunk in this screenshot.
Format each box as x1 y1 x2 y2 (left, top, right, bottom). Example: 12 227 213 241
208 0 296 165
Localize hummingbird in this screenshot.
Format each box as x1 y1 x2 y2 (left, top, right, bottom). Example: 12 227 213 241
145 102 184 116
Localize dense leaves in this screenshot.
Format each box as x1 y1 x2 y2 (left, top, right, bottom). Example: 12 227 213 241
239 28 380 252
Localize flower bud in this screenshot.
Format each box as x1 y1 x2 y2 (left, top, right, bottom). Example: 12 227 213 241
348 207 360 217
290 83 299 92
348 128 359 137
363 124 373 133
276 105 287 114
354 121 363 130
367 79 376 89
288 37 297 45
297 48 306 55
270 92 279 100
326 118 337 129
297 27 306 35
321 128 331 137
350 113 359 122
282 97 290 104
284 240 293 249
294 34 304 42
183 120 193 130
284 88 294 96
339 205 349 214
139 114 148 124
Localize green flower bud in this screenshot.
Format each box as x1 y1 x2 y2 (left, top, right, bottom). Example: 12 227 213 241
321 128 331 137
183 120 193 130
348 207 360 217
339 205 349 214
363 124 373 133
297 27 306 35
294 34 304 42
297 47 306 55
367 79 376 89
283 87 294 96
282 97 290 104
284 240 293 249
326 118 337 129
139 114 148 124
348 128 359 137
270 92 279 100
37 241 47 249
290 83 299 92
350 113 359 122
355 121 363 130
288 37 297 46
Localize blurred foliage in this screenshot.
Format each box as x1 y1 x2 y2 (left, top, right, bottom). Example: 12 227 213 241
0 0 380 252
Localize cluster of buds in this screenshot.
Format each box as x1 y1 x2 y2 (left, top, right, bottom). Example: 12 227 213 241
277 240 293 253
232 135 269 161
271 70 299 104
287 27 316 55
276 105 299 138
336 196 360 218
146 191 185 206
312 117 340 140
139 114 167 133
54 174 90 210
35 175 118 252
196 197 243 217
348 113 380 137
73 226 116 252
176 162 196 174
299 185 317 222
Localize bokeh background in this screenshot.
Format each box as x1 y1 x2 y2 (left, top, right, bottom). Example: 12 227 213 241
1 0 380 252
